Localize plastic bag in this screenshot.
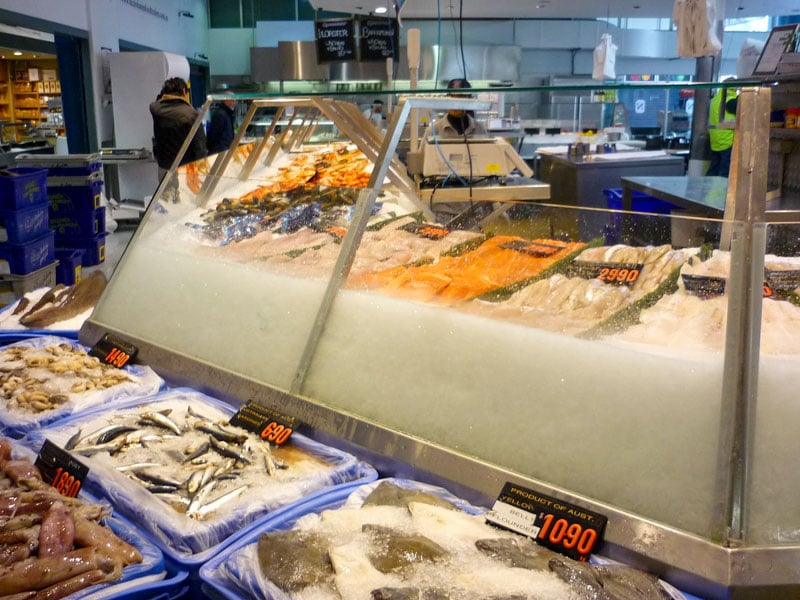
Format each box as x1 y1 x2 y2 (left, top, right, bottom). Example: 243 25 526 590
593 34 618 81
673 0 722 58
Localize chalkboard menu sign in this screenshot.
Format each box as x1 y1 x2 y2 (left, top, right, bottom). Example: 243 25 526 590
316 18 356 63
359 17 399 61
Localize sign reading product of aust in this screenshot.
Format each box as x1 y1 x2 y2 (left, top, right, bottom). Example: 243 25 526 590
360 17 399 61
485 482 607 562
316 18 356 63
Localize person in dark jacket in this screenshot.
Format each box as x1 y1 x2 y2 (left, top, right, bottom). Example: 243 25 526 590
150 77 207 203
207 90 236 154
150 77 207 172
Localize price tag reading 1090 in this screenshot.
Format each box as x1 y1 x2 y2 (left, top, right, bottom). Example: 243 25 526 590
485 482 607 562
35 439 89 499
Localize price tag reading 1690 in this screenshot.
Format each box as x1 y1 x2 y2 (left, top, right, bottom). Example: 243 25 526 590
34 440 89 499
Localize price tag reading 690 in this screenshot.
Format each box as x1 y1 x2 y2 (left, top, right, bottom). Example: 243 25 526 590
485 482 607 562
229 400 296 447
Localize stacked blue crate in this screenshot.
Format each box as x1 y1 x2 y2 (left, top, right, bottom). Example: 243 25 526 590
16 154 107 275
0 167 57 304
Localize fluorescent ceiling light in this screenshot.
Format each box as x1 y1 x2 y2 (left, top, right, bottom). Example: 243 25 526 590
374 6 388 13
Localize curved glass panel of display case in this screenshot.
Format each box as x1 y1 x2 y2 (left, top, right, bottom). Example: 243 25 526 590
82 81 798 594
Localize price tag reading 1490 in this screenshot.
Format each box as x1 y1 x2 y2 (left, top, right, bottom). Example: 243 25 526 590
88 333 138 369
485 482 607 562
34 440 89 499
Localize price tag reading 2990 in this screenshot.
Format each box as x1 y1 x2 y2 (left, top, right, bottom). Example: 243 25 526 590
570 262 644 287
485 483 607 562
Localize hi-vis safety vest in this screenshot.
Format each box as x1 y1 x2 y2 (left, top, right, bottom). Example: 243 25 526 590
709 91 736 152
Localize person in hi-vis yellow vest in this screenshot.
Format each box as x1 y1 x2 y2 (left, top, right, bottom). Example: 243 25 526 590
707 87 738 177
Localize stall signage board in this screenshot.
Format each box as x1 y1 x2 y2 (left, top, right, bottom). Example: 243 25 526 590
486 482 607 562
229 400 296 446
316 18 356 63
89 333 138 368
360 17 399 61
35 439 89 498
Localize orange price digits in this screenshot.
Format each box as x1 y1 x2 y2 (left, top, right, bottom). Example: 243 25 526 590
537 513 597 556
103 347 130 368
260 421 292 445
52 467 81 498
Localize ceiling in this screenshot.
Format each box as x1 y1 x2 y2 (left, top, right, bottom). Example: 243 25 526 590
310 0 800 20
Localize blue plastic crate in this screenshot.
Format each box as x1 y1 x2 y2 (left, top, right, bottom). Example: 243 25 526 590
0 199 50 244
56 232 106 266
15 152 101 176
0 230 55 275
603 188 677 245
47 172 103 213
54 247 83 285
0 167 47 210
51 206 105 238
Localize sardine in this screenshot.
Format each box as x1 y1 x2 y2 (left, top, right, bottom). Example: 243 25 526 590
64 429 82 451
144 484 180 494
208 437 250 464
185 470 205 497
182 441 210 463
115 462 161 473
130 470 183 488
138 411 183 435
195 422 247 445
95 426 138 445
193 484 248 518
186 480 217 516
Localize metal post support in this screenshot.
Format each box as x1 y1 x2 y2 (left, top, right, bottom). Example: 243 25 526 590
688 56 715 176
713 86 770 546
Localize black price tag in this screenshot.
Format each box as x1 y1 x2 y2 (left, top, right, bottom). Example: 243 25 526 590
681 274 727 298
229 400 296 446
764 269 800 299
315 18 356 63
499 240 567 257
485 482 607 562
400 222 450 240
35 439 89 498
89 333 137 368
570 261 644 286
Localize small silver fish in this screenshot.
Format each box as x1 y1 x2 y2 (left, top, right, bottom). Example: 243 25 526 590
182 441 210 463
132 470 183 488
208 437 250 464
186 470 205 497
116 462 162 473
64 428 82 451
194 485 249 519
187 480 217 516
138 410 183 435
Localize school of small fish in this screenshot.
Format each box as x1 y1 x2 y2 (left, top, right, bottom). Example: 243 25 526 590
58 400 327 523
0 343 131 414
0 438 142 599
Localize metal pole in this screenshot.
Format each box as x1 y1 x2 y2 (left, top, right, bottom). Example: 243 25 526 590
687 56 715 176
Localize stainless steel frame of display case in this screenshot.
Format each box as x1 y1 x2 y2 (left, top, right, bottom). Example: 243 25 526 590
81 87 800 599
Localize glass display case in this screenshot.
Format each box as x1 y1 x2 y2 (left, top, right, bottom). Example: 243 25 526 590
81 80 800 597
